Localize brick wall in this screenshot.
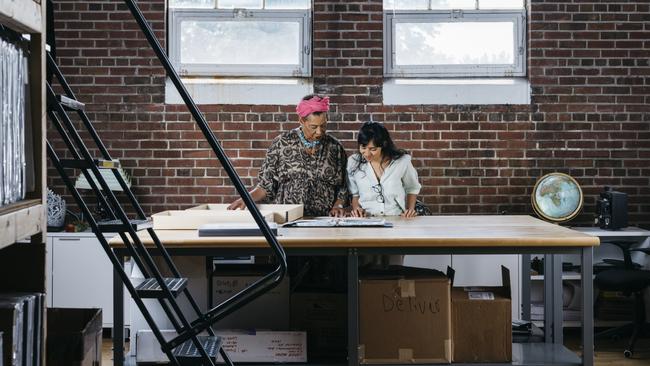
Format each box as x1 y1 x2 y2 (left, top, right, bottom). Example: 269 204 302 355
48 0 650 225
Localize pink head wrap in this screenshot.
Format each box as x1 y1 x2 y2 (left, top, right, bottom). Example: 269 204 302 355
296 96 330 118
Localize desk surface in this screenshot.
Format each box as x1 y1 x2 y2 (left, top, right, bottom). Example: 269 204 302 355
109 215 599 249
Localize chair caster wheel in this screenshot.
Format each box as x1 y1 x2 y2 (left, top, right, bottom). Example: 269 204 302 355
624 349 632 358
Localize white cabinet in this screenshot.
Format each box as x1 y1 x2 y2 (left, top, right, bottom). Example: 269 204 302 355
403 254 521 320
46 232 130 328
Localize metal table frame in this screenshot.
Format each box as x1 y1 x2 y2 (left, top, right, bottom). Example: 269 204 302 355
113 245 593 366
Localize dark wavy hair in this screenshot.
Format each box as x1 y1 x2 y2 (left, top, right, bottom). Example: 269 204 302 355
350 122 406 175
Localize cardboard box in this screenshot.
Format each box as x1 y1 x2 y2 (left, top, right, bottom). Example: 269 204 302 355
452 266 512 363
136 330 307 364
152 209 276 230
290 292 346 360
189 204 303 224
211 268 290 330
359 268 452 364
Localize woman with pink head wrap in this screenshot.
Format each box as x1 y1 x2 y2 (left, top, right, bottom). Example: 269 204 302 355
228 94 348 217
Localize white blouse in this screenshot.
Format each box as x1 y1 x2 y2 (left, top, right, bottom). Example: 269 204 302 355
346 154 421 216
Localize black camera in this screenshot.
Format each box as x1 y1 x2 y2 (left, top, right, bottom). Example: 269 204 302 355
594 186 628 230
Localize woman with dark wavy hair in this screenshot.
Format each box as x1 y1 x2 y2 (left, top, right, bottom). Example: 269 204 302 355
347 122 421 218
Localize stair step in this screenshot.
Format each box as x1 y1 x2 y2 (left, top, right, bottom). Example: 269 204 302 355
173 336 222 365
56 94 85 111
135 277 188 298
97 219 151 232
59 158 120 169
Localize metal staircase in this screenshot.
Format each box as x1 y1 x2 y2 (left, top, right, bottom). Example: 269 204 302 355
45 0 288 364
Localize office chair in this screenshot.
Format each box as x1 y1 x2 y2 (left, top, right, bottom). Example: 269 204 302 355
594 241 650 358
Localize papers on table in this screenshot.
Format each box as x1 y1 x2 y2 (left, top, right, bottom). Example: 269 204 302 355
283 217 392 228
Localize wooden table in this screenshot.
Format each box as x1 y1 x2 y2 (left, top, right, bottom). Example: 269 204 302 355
110 215 599 366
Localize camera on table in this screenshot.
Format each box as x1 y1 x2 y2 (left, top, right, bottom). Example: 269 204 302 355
594 186 628 230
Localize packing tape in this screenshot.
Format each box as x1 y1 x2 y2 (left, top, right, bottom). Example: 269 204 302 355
398 279 416 297
398 348 414 361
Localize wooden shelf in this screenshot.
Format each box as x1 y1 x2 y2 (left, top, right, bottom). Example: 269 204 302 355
0 199 44 250
0 0 43 33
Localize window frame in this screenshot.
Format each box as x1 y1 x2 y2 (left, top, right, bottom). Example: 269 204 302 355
383 9 526 78
169 8 311 77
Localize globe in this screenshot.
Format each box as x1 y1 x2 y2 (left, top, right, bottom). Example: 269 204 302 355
532 173 583 222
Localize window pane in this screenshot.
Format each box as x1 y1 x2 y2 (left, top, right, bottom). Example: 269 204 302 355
180 20 300 65
479 0 524 9
265 0 310 9
383 0 428 10
170 0 214 8
429 0 475 9
395 22 514 65
218 0 262 9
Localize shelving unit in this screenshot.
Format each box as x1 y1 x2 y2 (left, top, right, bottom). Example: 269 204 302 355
525 227 650 329
0 0 47 247
0 0 47 364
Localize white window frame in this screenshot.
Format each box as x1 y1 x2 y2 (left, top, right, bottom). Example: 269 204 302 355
169 8 311 77
384 10 526 78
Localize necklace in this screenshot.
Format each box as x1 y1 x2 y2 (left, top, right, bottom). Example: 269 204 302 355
297 128 321 150
370 159 388 181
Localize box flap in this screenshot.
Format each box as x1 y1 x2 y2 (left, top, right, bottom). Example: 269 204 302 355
359 264 449 280
500 265 511 299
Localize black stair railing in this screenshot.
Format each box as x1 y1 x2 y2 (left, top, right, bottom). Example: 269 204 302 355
120 0 288 348
46 78 221 365
46 0 289 363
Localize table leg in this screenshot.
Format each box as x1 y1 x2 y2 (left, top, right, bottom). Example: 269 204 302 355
582 247 594 366
347 249 359 366
553 254 563 345
521 254 531 320
113 251 125 366
544 254 554 343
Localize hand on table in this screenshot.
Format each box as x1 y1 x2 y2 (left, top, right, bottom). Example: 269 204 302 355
400 209 417 218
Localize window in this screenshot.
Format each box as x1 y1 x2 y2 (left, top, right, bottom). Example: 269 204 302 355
169 0 311 77
383 0 526 78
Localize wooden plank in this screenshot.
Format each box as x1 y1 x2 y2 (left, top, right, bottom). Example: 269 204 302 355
0 203 44 249
0 198 40 216
110 215 601 249
15 203 44 239
0 0 42 33
0 213 17 249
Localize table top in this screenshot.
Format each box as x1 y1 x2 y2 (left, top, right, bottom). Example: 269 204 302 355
109 215 600 249
570 226 650 237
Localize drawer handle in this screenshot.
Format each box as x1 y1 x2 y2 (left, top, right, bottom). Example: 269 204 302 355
58 238 81 241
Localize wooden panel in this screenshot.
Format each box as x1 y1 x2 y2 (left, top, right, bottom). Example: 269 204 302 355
110 215 600 249
0 202 43 249
0 212 17 248
15 203 44 239
0 0 42 33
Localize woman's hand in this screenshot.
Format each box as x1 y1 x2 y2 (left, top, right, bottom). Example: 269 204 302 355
227 198 245 210
401 208 417 218
329 206 346 217
349 207 366 218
